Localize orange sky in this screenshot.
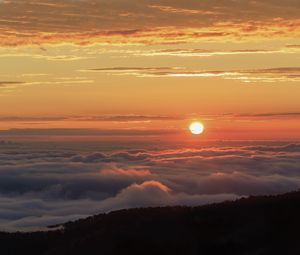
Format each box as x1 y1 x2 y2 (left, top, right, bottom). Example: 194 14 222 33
0 0 299 141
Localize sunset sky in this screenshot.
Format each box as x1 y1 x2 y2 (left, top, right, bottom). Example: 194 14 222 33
0 0 299 141
0 0 300 232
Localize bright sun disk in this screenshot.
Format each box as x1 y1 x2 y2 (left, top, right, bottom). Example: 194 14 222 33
189 121 204 135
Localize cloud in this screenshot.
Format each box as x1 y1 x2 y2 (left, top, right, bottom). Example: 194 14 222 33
89 66 300 83
148 5 218 15
80 114 182 122
0 112 299 126
235 112 300 119
0 0 299 46
0 81 26 88
286 45 300 48
165 67 300 83
0 141 299 231
86 67 178 72
231 67 300 83
137 48 281 57
0 114 182 123
0 77 94 93
98 180 239 211
0 116 67 122
100 167 152 177
0 128 179 137
0 183 239 232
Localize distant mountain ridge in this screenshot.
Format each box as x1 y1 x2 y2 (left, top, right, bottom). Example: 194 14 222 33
1 191 300 255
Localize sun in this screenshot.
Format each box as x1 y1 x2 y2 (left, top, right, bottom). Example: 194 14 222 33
189 121 205 135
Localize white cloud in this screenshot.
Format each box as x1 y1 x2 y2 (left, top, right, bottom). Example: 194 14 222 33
0 141 299 231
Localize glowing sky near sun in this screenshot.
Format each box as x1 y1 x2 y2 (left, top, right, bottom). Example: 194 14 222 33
0 0 299 141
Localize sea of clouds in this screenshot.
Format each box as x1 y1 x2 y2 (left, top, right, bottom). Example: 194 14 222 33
0 140 299 231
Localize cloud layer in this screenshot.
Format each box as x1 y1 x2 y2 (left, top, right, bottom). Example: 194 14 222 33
0 141 299 231
0 0 299 46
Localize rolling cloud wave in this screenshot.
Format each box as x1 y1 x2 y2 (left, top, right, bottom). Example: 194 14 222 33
0 141 299 231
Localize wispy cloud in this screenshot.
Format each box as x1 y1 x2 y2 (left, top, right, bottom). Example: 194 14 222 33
148 5 218 15
0 114 181 123
0 112 299 125
86 67 179 72
85 66 300 83
0 81 26 88
286 45 300 48
136 48 292 57
0 77 94 92
0 128 180 137
0 0 299 46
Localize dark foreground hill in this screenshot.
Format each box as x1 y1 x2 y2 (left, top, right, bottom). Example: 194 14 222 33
1 191 300 255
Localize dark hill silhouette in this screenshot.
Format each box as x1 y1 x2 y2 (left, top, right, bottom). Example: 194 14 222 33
1 191 300 255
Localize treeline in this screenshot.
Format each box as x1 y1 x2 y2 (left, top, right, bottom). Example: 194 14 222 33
1 191 300 254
